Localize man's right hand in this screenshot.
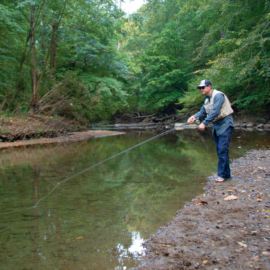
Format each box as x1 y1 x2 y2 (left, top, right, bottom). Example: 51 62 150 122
187 116 196 124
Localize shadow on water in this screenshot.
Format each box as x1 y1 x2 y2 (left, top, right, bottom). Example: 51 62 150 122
0 129 269 269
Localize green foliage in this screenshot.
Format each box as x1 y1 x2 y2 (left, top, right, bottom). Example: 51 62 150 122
123 0 270 114
0 1 27 106
81 73 129 121
1 0 269 120
138 21 191 110
39 72 129 123
189 0 270 111
0 0 130 121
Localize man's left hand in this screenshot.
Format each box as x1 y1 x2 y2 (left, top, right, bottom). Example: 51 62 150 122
198 123 206 131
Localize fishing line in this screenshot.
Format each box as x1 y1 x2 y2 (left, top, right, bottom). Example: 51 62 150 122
0 123 188 215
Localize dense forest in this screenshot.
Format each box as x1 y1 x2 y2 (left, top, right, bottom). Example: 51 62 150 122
1 0 269 123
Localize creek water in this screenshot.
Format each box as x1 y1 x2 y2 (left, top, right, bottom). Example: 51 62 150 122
0 129 270 270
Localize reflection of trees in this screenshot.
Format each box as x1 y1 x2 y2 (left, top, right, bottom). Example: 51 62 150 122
32 168 41 268
0 130 270 269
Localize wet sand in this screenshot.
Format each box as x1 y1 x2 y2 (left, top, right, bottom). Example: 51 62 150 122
0 130 125 150
138 150 270 269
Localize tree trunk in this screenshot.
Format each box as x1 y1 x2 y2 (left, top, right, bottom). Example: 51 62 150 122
30 5 37 98
29 5 38 117
92 93 99 102
221 30 224 38
50 22 58 80
13 33 31 102
0 90 10 111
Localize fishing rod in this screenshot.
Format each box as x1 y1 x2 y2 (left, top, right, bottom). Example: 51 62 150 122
0 121 194 215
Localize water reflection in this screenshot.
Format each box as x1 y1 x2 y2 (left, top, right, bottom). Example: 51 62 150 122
0 129 269 269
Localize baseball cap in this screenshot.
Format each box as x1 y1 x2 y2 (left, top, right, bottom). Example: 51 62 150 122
196 79 212 89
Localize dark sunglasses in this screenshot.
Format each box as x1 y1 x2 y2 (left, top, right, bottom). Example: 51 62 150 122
199 86 206 90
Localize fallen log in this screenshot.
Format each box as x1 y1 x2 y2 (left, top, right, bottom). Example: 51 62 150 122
133 113 156 119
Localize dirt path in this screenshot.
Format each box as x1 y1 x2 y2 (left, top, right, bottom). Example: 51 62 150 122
138 150 270 270
0 130 125 150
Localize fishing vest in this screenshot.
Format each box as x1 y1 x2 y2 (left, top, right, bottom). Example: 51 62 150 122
204 89 234 122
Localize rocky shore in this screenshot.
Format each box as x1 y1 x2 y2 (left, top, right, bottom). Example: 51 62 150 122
138 150 270 270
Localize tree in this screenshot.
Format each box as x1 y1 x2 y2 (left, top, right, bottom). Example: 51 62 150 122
123 0 270 114
0 0 131 122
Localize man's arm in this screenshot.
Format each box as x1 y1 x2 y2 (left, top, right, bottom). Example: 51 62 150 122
202 93 225 126
188 104 207 123
194 105 207 120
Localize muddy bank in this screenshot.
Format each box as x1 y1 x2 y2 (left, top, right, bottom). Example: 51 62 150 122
0 115 87 142
138 150 270 270
0 130 125 150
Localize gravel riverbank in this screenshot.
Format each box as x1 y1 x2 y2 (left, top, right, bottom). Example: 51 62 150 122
138 149 270 270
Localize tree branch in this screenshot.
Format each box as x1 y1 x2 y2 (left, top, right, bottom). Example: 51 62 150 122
57 0 68 26
33 0 47 30
19 8 30 22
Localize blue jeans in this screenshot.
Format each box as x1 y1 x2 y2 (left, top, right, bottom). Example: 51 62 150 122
213 126 233 179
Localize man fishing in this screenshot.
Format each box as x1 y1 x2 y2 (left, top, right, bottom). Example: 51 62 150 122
188 80 235 182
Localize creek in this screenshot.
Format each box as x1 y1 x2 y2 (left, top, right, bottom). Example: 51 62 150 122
0 129 270 269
